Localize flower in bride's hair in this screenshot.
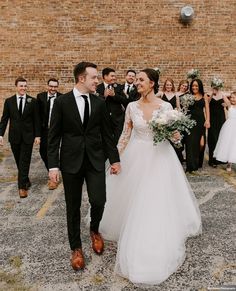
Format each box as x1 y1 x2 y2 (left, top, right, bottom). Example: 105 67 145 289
187 68 200 79
153 67 161 75
211 77 224 89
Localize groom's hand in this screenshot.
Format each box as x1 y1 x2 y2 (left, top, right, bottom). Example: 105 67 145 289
49 169 60 183
110 162 121 175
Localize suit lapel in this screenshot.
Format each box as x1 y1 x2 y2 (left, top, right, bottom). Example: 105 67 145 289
12 95 21 117
68 92 83 129
86 94 97 130
22 95 32 117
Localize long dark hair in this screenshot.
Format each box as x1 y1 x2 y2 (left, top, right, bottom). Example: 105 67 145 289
190 78 204 96
141 68 159 94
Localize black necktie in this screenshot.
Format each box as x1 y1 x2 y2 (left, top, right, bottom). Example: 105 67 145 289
19 97 23 116
126 85 130 95
81 95 89 129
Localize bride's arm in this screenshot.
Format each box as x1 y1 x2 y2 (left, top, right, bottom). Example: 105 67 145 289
117 104 133 155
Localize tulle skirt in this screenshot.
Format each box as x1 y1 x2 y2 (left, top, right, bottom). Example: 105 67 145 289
214 118 236 163
100 137 201 285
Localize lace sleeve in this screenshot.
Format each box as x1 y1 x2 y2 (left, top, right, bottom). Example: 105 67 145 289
117 104 133 154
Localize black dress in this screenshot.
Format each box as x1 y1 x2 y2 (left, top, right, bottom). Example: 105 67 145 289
162 94 177 109
207 98 225 165
162 94 184 163
185 98 205 172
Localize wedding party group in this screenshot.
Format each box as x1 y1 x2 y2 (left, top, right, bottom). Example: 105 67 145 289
0 62 235 286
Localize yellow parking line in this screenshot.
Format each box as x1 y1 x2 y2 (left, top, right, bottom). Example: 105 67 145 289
36 187 61 219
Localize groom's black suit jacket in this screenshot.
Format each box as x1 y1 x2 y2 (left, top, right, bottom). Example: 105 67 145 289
0 94 41 144
48 91 120 174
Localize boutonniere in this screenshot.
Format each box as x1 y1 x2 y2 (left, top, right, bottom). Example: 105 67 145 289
113 83 118 88
130 86 134 92
94 92 100 97
26 97 32 103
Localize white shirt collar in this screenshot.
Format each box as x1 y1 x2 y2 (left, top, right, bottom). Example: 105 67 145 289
125 82 133 88
73 87 89 99
16 94 26 99
103 82 109 89
47 92 57 98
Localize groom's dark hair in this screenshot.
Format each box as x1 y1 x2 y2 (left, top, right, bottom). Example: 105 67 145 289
74 62 97 83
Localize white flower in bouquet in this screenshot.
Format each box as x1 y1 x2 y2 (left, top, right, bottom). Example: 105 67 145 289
187 68 200 79
149 109 196 147
211 77 224 89
180 93 195 113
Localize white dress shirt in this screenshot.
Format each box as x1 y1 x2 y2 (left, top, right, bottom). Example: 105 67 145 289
47 93 57 126
125 83 134 95
16 94 26 113
73 87 91 122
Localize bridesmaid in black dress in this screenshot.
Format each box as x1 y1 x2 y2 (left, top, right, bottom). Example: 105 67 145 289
176 80 190 162
157 78 184 163
185 79 210 173
157 78 180 109
208 88 226 167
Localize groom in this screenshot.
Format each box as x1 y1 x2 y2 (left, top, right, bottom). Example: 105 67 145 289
48 62 120 271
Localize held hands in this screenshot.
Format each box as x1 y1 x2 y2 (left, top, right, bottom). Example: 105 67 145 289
49 169 60 183
110 162 121 175
34 137 41 145
204 120 210 129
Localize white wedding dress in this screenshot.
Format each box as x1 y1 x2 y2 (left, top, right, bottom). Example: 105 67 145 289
100 101 201 285
214 106 236 163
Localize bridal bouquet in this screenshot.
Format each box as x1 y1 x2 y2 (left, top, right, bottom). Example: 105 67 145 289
187 68 200 79
149 109 196 147
211 77 224 89
180 93 195 113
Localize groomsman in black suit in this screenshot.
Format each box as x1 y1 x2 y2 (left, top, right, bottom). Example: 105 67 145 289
96 67 128 144
48 62 120 270
0 77 41 198
37 78 62 190
121 69 139 106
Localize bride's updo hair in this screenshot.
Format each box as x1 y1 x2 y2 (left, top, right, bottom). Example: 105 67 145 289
141 68 159 94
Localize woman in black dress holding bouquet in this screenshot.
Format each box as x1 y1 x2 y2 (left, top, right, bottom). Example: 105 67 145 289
185 79 210 173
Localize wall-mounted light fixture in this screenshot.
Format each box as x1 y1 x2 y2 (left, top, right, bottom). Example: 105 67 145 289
180 6 194 24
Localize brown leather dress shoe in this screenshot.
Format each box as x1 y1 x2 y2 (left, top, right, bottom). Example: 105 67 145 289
71 248 85 271
19 189 28 198
48 179 58 190
90 231 104 255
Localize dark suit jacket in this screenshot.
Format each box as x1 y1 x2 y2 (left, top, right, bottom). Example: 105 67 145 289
0 95 41 144
120 84 140 107
96 83 128 127
47 91 120 173
37 91 62 129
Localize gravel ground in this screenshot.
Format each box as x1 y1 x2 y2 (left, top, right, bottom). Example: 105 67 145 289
0 145 235 291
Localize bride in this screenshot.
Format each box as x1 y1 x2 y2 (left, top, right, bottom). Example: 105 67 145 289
99 68 201 285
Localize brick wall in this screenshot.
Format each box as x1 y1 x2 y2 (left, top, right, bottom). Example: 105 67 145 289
0 0 235 109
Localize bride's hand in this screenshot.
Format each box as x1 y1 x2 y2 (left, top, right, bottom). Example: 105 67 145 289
110 162 121 175
171 130 181 142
